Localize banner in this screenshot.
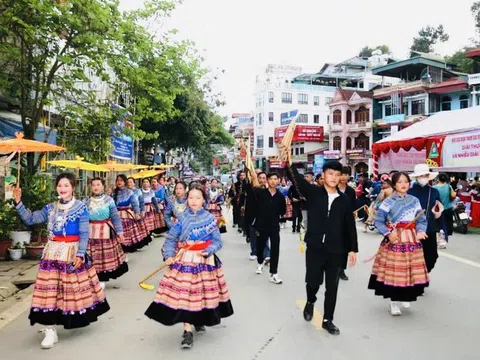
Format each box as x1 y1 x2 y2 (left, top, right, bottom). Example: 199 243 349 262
425 136 445 168
313 154 325 174
110 104 133 160
280 109 298 126
441 130 480 168
274 125 324 142
378 148 426 172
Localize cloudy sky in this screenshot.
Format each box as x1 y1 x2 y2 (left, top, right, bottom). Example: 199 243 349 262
120 0 477 116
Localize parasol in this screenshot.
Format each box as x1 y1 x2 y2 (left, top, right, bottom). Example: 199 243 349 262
151 164 175 169
131 169 165 179
0 132 65 186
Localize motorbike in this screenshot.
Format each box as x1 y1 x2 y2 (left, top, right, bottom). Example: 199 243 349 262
452 185 470 234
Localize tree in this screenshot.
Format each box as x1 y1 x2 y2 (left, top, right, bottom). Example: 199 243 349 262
358 45 391 57
445 47 474 73
410 25 449 53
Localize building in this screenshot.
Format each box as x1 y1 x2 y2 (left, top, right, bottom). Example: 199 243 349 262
253 52 397 172
328 88 373 173
372 51 470 143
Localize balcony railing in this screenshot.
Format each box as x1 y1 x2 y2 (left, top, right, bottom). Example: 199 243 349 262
468 73 480 86
348 122 372 129
330 123 343 131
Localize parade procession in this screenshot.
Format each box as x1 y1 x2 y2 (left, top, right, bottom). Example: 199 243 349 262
1 1 480 359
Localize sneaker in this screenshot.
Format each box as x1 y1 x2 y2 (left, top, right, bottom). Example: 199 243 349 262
264 257 271 265
402 302 411 309
269 274 283 284
437 239 447 249
100 282 106 291
249 255 257 261
194 325 206 334
181 331 194 349
125 255 129 263
389 301 402 316
40 328 58 349
256 264 264 274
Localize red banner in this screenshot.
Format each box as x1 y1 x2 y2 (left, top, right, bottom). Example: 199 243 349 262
274 125 324 143
425 136 445 168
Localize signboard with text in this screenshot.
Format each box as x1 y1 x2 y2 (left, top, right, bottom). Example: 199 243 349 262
280 109 298 126
324 150 341 159
274 125 324 142
378 148 426 172
441 130 480 168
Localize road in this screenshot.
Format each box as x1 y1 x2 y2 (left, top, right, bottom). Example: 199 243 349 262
0 218 479 359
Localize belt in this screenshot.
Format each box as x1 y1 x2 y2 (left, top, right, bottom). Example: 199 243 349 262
90 219 110 224
181 240 212 251
52 235 79 243
387 222 415 230
117 206 130 210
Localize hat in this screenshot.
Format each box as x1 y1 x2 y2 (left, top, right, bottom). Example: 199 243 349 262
380 174 390 181
409 164 438 180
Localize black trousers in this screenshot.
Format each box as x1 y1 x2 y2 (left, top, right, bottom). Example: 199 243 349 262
291 203 303 231
232 203 239 225
423 231 439 273
257 228 280 274
306 268 341 321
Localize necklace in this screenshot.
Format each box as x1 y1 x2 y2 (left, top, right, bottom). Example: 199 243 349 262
51 198 76 236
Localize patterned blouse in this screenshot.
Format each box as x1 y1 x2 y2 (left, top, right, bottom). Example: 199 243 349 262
164 196 187 229
85 194 123 235
374 193 427 237
114 188 140 214
163 208 222 258
207 188 224 205
16 199 89 257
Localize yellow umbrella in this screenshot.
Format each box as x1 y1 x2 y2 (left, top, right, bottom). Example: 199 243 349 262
98 161 135 172
131 169 165 179
0 132 65 186
48 156 109 172
151 164 175 169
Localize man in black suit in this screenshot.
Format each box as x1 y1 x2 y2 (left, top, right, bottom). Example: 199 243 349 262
283 155 358 336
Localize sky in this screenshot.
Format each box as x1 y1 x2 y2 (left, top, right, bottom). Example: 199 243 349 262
120 0 477 116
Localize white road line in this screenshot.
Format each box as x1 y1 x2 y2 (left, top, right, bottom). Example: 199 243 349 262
438 251 480 269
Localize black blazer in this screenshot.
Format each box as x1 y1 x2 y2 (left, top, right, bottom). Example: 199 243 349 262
287 166 358 254
246 184 286 231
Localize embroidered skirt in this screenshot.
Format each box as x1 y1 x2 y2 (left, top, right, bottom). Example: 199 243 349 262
145 246 234 326
153 204 167 233
144 203 156 232
368 229 429 302
87 221 128 281
29 241 110 329
118 208 151 252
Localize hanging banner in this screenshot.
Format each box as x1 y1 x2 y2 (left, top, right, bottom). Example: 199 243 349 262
378 148 426 172
441 130 480 168
425 136 445 168
110 104 134 160
280 109 298 126
274 125 324 142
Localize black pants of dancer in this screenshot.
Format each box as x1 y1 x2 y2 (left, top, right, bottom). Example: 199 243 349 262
291 204 303 231
306 267 341 321
232 204 240 225
257 228 280 274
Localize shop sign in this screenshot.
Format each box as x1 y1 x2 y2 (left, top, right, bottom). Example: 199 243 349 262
274 125 324 142
324 150 341 159
346 149 365 157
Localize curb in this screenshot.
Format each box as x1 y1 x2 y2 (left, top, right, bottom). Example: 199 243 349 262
0 283 34 330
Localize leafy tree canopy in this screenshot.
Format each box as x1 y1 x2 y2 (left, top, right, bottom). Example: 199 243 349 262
358 45 390 57
410 25 449 53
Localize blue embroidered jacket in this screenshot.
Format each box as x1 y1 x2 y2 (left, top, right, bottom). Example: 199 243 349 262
114 188 140 214
85 195 123 235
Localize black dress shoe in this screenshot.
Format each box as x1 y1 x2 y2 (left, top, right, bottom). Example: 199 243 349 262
339 271 349 281
303 302 314 322
322 320 340 335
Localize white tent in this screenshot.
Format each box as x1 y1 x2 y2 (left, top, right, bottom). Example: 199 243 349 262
376 106 480 143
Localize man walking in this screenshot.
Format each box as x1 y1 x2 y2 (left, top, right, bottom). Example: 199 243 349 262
281 149 358 335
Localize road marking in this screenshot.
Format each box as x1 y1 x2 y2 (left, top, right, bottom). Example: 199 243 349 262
296 299 324 330
0 293 32 331
438 251 480 269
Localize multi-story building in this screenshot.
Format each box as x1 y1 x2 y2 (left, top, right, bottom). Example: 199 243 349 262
328 88 373 173
253 52 397 172
372 51 470 142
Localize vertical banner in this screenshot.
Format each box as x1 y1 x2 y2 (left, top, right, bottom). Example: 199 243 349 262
425 136 445 168
313 154 325 175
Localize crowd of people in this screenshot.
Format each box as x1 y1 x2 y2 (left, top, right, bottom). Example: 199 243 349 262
11 149 460 351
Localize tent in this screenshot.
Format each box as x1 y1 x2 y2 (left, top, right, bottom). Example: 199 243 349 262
372 106 480 173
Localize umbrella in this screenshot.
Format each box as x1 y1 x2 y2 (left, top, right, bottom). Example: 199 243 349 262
0 132 65 186
48 156 110 172
131 169 165 179
151 164 175 169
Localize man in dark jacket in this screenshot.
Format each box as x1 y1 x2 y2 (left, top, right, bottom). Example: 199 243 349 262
285 160 358 336
248 172 286 285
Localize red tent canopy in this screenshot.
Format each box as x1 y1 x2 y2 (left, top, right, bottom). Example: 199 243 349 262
372 137 429 155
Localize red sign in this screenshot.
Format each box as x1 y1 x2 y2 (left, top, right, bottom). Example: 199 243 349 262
269 160 285 168
274 125 324 143
425 136 445 168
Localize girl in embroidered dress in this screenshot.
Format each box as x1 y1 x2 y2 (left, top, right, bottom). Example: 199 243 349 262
164 180 188 228
86 178 128 287
127 177 152 246
368 172 429 316
141 178 160 233
113 174 146 253
207 179 225 230
145 183 234 349
14 173 109 349
151 177 168 234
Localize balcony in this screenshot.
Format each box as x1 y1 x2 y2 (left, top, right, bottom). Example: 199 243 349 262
468 73 480 86
330 123 343 132
348 122 372 130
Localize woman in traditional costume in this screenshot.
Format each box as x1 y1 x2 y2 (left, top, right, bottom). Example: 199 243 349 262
127 177 152 246
206 179 225 232
14 173 109 349
151 176 168 234
140 178 160 234
145 183 234 349
368 172 429 316
164 180 188 228
86 177 128 288
113 174 146 252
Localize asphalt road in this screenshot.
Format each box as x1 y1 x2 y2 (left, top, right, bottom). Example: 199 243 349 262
0 217 479 360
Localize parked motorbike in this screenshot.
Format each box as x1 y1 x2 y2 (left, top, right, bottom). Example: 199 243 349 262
452 185 470 234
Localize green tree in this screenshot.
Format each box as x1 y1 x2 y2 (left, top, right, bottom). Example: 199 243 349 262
358 45 391 57
445 48 474 73
410 25 449 53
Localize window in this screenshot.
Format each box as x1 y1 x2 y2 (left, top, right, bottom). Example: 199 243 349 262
411 99 425 115
346 110 352 124
268 91 274 103
268 137 274 148
460 95 469 109
313 114 320 124
314 96 320 106
441 96 451 111
333 110 341 124
327 115 329 124
268 112 274 121
333 136 341 150
281 92 292 104
298 114 308 123
298 93 308 105
257 135 264 148
384 104 392 117
325 97 333 105
346 137 352 150
355 106 369 123
295 148 299 155
257 113 263 126
300 147 305 154
354 133 370 149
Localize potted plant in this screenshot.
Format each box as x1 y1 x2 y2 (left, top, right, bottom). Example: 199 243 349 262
25 241 45 260
8 241 24 261
10 212 32 247
0 201 15 260
32 224 49 245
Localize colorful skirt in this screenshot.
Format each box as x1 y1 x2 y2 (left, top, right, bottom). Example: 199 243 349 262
87 221 128 282
118 208 151 252
208 203 226 233
144 203 157 233
30 240 110 329
145 245 234 326
153 204 168 233
368 229 429 302
282 197 292 220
